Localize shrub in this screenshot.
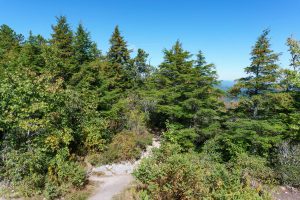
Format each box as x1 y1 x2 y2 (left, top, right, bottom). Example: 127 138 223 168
94 131 153 165
134 143 272 200
273 141 300 187
163 122 197 151
0 149 49 197
44 181 61 200
134 152 209 199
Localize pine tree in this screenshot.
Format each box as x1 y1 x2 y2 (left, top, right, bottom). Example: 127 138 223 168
74 23 100 65
233 29 280 96
133 48 151 87
149 41 222 129
0 24 23 67
107 26 131 65
18 31 46 72
283 37 300 90
287 37 300 72
231 30 289 119
48 16 75 81
106 26 133 90
50 16 74 59
195 50 218 85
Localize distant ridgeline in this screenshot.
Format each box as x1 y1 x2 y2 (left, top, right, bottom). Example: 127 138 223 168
217 80 235 91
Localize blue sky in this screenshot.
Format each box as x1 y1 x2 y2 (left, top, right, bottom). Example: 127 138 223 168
1 0 300 80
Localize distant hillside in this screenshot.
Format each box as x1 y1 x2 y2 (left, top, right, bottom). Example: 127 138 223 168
218 80 235 91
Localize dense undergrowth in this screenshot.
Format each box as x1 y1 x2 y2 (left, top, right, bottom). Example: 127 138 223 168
0 16 299 200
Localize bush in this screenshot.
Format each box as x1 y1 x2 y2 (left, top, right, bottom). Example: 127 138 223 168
134 143 272 200
273 141 300 187
163 122 197 151
134 152 209 199
93 131 152 165
0 149 49 197
230 153 275 185
44 181 61 200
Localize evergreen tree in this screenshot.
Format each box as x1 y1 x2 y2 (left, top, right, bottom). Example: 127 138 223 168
233 30 280 96
287 37 300 72
148 41 222 132
230 30 281 118
0 24 23 67
18 31 46 72
195 50 218 85
49 16 75 81
106 26 133 90
282 37 300 91
50 16 74 59
74 23 100 65
107 26 131 65
133 48 151 87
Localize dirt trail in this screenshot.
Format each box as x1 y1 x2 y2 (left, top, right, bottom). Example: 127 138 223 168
88 138 160 200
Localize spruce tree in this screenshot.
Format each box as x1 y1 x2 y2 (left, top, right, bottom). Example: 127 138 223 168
0 24 23 67
106 26 132 90
18 31 46 72
195 50 218 85
149 41 222 129
74 23 100 65
283 37 300 90
49 16 75 81
107 26 131 65
50 16 74 59
133 48 151 87
233 29 280 96
287 37 300 72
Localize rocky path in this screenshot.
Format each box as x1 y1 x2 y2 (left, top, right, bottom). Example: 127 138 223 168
88 137 160 200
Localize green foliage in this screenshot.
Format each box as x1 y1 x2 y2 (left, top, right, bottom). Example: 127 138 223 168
163 122 197 151
132 48 152 87
146 41 223 133
134 143 272 200
273 141 300 187
231 29 280 98
50 16 74 59
74 23 100 65
18 31 46 73
106 26 133 90
49 16 75 81
91 131 152 165
1 18 300 199
203 119 285 161
0 24 23 68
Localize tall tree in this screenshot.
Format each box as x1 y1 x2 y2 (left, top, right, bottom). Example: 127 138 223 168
107 26 131 65
133 48 151 87
195 50 218 85
287 37 300 72
233 30 280 97
106 26 132 90
50 16 74 59
282 37 300 91
0 24 23 68
230 30 291 119
18 31 46 72
49 16 75 81
148 41 222 131
74 23 100 65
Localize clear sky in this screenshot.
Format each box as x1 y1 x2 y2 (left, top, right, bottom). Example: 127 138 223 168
1 0 300 80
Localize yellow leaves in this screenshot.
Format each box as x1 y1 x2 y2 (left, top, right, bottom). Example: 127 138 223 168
61 128 73 145
19 118 46 132
45 128 74 151
45 135 60 151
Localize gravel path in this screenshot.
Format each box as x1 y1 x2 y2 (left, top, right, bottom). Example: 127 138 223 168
88 175 134 200
88 137 160 200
